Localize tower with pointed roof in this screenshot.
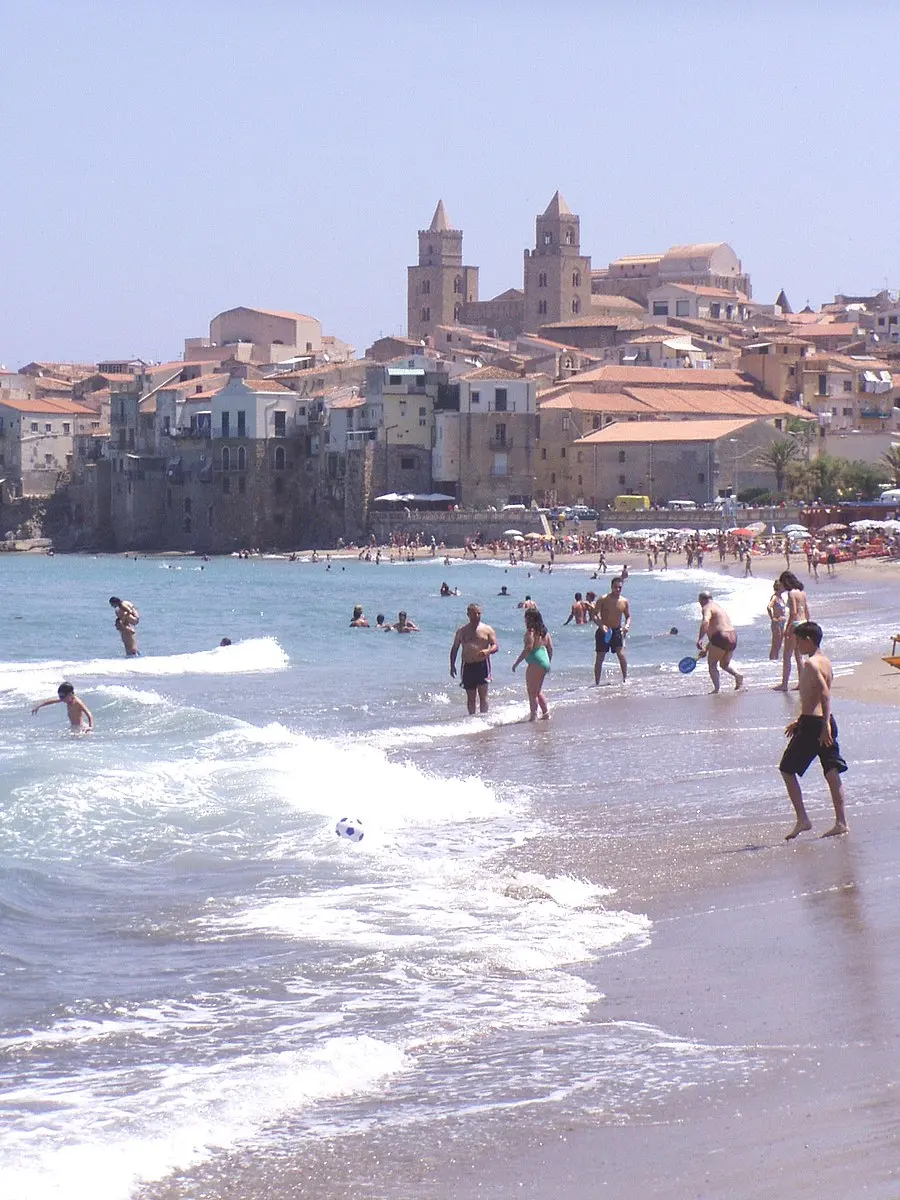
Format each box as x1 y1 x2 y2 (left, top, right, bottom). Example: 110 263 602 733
407 201 479 341
523 191 591 333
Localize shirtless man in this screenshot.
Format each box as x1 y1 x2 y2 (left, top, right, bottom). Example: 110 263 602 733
449 603 499 714
775 571 810 691
779 620 848 839
592 577 630 683
393 611 419 632
564 592 587 626
32 682 93 732
696 592 743 693
109 595 139 656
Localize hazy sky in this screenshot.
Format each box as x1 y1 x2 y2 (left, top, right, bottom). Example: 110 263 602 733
2 0 898 368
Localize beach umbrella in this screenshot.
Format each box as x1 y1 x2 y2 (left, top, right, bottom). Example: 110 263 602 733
730 527 755 537
502 529 524 537
782 523 808 533
523 531 544 539
884 519 900 531
850 519 884 530
746 520 767 534
820 522 848 533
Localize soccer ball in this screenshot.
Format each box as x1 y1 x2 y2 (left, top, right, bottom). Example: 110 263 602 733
335 817 364 842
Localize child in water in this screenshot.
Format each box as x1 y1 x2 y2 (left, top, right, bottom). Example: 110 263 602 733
32 682 93 733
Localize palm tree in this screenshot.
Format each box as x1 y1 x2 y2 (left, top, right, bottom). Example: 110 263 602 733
756 437 802 494
786 416 818 461
881 444 900 486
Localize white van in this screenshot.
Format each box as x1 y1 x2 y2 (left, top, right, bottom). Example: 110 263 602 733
879 488 900 503
666 499 698 511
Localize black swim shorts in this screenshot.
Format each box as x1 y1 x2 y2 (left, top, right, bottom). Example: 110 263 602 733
461 659 490 690
709 630 737 654
779 714 848 778
595 626 624 653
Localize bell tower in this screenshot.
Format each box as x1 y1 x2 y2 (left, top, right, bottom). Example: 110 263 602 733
407 201 479 341
523 191 591 333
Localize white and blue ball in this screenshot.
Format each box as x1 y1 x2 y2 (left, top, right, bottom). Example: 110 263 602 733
335 817 364 843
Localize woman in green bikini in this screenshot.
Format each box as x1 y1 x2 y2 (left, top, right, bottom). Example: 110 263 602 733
512 608 553 721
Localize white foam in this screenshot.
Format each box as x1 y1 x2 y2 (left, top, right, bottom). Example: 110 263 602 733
2 1036 409 1200
0 637 288 699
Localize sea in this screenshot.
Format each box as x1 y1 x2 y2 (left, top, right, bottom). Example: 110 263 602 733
0 550 896 1200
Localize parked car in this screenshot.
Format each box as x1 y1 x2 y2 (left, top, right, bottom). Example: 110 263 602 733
570 505 600 520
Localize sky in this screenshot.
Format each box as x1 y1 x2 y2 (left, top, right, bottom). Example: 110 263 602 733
2 0 898 369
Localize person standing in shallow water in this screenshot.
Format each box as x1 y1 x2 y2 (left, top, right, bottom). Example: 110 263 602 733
779 620 848 840
449 603 499 715
696 592 743 693
512 608 552 721
109 596 139 656
776 571 810 691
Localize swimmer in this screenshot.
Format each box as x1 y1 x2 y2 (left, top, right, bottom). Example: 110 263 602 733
349 605 370 628
393 611 419 632
219 637 233 646
109 596 139 656
375 614 391 631
32 682 93 732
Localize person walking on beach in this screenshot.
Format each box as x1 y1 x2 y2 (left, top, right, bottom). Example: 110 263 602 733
767 581 786 661
779 620 848 840
32 682 93 733
512 608 552 721
776 571 810 691
696 592 743 693
450 603 499 715
109 596 139 656
592 576 630 683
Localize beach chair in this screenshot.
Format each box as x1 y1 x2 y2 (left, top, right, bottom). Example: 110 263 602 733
883 633 900 671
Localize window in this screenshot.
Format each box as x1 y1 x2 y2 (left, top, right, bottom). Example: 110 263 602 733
698 473 705 483
237 410 246 436
538 300 547 315
577 451 583 463
709 303 721 319
592 416 601 429
494 388 508 412
422 280 431 295
238 446 247 471
221 411 230 438
572 299 580 314
551 472 556 484
453 304 461 321
238 475 246 494
538 272 547 288
44 453 53 465
562 416 570 431
419 405 427 427
400 455 415 470
818 374 828 396
183 516 192 533
454 276 462 293
184 497 192 515
676 300 690 317
843 380 852 393
618 450 626 463
541 447 547 459
421 307 431 322
619 474 626 486
273 411 286 437
578 475 583 485
843 407 853 416
162 416 170 435
543 232 552 245
565 230 574 245
45 423 52 433
274 445 286 470
491 452 508 476
222 475 230 494
471 390 481 405
63 422 70 434
494 423 506 446
572 272 581 287
560 447 566 458
652 302 669 317
221 446 230 470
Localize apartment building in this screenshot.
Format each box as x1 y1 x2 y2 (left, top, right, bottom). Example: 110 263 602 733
0 394 96 496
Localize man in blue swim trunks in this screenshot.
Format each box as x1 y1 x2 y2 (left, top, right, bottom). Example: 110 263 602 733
592 577 630 683
449 603 499 715
780 620 848 840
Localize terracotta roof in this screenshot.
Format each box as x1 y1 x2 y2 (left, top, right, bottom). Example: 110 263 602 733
216 305 317 323
0 395 94 415
788 323 861 339
568 365 752 388
540 391 648 414
232 377 293 393
329 396 366 410
461 366 525 381
575 418 758 445
654 284 750 301
589 294 646 312
609 253 663 266
539 314 645 330
623 387 804 419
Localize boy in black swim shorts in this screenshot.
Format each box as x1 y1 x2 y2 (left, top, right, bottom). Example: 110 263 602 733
779 620 848 840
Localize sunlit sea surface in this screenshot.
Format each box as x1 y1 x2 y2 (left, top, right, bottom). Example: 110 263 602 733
0 550 895 1199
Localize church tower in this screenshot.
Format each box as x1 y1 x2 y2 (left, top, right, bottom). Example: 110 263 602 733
523 191 591 333
407 201 479 341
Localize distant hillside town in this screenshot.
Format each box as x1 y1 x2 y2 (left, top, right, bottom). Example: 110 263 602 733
2 192 899 550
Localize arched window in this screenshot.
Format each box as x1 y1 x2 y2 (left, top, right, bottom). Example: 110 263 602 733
221 446 230 471
572 298 580 314
565 230 574 245
572 272 581 287
538 272 547 288
538 300 547 315
453 276 462 293
422 279 431 295
238 446 247 471
453 303 461 321
543 233 552 245
274 445 286 471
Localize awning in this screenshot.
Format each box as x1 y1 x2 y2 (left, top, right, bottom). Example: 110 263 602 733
864 370 879 383
386 368 426 376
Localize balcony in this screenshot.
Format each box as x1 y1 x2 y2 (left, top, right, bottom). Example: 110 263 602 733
489 435 513 451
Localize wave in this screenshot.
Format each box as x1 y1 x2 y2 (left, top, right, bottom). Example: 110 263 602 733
0 637 288 699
